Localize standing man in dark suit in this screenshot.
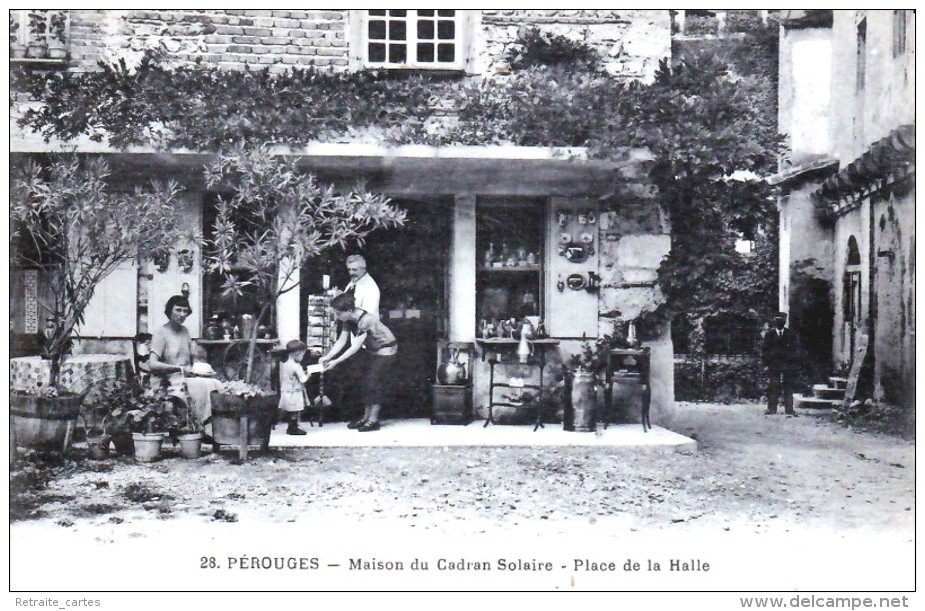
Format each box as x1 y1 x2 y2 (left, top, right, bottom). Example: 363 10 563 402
762 311 797 416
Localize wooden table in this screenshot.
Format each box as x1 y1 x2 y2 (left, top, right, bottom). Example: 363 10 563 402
604 347 651 431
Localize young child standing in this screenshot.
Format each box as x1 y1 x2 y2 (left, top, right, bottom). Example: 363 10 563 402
278 339 309 435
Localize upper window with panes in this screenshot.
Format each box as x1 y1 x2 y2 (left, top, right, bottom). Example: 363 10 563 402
362 10 465 70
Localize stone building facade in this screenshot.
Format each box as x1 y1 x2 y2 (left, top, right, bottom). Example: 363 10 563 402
11 10 675 424
775 10 915 409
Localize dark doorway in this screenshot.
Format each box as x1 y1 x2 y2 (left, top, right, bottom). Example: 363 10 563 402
359 197 452 418
301 198 452 420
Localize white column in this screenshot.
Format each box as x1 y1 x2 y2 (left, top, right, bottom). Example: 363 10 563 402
449 194 476 341
276 257 301 343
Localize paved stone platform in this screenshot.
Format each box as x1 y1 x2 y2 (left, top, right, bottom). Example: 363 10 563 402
268 418 697 452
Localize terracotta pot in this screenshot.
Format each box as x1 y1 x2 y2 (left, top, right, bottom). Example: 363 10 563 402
26 42 48 58
177 432 203 459
132 432 165 462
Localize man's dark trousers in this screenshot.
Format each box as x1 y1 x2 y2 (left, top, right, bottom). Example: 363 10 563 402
767 367 794 414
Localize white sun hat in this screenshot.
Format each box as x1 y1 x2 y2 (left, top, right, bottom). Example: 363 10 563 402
190 362 217 377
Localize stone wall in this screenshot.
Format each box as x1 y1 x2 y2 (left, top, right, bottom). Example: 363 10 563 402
476 9 670 80
872 191 915 407
59 9 669 78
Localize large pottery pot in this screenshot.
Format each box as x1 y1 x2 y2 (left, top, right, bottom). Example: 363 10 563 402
177 432 203 459
132 432 165 462
86 435 111 460
567 369 597 432
10 392 82 452
210 393 274 450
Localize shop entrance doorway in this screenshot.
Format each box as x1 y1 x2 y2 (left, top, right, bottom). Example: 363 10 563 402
303 198 452 421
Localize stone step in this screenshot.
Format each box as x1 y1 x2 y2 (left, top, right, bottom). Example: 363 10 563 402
828 376 849 389
795 394 842 410
812 384 846 400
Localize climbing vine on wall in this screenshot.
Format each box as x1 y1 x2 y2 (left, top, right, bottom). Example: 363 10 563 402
11 26 783 363
12 43 621 150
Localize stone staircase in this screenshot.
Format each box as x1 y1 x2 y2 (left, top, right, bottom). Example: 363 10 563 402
795 376 848 410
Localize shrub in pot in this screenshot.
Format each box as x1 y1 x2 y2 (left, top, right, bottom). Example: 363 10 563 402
10 155 184 454
125 383 181 462
83 378 150 457
211 380 276 449
173 391 204 459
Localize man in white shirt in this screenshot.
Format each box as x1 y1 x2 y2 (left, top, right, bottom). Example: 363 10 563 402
344 254 380 316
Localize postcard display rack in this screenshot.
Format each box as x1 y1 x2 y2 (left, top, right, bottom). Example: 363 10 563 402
306 294 336 355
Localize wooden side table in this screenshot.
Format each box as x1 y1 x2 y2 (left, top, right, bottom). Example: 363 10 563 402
604 347 651 431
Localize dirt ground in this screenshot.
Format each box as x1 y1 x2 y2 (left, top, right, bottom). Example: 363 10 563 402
9 401 916 592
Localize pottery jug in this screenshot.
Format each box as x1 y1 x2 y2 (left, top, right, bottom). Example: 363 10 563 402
437 348 467 385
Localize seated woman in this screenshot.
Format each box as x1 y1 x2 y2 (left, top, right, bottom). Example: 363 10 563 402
148 294 195 392
319 292 398 432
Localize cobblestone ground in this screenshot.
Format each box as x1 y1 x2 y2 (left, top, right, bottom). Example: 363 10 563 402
9 402 916 592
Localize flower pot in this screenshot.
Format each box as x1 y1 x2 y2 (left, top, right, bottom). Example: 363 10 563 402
47 46 66 59
111 431 135 456
26 42 48 58
86 435 111 460
177 432 203 459
10 392 82 453
567 369 597 432
132 432 165 462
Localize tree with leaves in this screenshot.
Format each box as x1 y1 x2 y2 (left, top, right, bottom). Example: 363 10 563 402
203 143 406 383
594 48 783 354
10 155 186 390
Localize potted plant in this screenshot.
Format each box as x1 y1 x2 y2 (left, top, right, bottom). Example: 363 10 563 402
125 383 181 462
10 155 184 453
210 380 276 450
80 380 118 460
174 390 205 459
83 378 146 457
46 11 67 59
10 384 82 453
26 10 48 58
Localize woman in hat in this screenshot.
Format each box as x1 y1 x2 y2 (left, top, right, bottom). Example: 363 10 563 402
278 339 309 435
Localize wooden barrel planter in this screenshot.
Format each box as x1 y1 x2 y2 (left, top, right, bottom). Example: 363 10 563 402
10 392 83 453
210 392 276 458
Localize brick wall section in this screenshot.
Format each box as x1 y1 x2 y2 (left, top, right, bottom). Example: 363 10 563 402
61 9 669 79
66 9 350 73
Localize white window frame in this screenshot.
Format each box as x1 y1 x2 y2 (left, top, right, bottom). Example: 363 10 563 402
349 9 476 72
